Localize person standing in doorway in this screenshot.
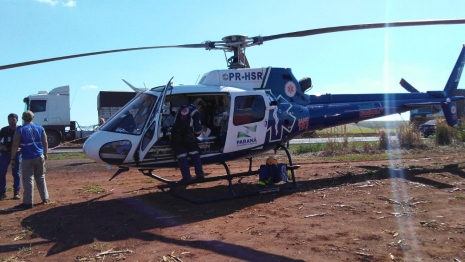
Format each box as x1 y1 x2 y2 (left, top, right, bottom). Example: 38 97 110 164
10 111 50 210
170 98 206 182
0 113 22 200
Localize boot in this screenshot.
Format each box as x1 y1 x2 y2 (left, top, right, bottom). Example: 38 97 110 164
190 153 204 179
13 190 20 200
177 156 192 182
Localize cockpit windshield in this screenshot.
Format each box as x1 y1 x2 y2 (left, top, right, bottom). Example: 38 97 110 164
101 93 157 135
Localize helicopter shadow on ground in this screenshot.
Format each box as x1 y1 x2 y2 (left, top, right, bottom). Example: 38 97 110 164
292 162 465 192
1 162 462 259
4 188 304 261
351 162 465 189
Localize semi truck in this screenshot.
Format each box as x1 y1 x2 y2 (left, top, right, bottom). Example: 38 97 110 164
23 86 137 148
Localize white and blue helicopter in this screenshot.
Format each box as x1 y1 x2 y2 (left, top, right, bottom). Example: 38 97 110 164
2 19 465 200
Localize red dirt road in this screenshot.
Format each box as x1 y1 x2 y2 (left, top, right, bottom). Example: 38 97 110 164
0 148 464 261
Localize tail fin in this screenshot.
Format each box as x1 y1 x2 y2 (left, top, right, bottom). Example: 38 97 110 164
441 100 458 126
441 45 465 126
444 44 465 95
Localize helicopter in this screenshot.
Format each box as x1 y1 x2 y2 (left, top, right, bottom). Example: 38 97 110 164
1 19 465 201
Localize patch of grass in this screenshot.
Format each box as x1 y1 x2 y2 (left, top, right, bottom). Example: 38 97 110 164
396 122 424 149
82 184 105 194
48 152 87 160
17 244 32 254
144 178 154 183
435 119 462 146
24 226 34 237
0 255 21 262
90 242 108 252
13 226 36 241
316 124 376 135
326 153 390 162
455 195 465 200
361 199 373 205
364 169 376 175
290 144 324 154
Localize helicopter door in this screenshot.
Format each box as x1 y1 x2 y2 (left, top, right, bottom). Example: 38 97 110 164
135 78 172 162
223 93 268 153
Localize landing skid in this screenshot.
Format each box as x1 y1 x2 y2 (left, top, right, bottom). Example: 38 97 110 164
138 145 300 203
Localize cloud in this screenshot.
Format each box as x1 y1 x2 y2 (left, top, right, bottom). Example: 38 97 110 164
36 0 76 7
36 0 58 6
81 85 98 90
62 0 76 7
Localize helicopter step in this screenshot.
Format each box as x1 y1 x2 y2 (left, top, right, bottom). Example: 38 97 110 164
139 163 300 203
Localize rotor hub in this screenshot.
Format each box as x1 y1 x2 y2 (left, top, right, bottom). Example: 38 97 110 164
222 35 248 44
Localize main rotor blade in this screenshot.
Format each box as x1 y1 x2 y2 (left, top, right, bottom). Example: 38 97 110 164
0 43 206 70
3 18 465 71
261 19 465 42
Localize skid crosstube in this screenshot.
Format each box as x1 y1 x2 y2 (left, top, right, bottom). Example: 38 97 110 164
138 145 301 203
139 164 300 203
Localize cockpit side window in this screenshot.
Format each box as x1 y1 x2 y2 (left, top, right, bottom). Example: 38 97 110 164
233 95 265 126
101 93 157 135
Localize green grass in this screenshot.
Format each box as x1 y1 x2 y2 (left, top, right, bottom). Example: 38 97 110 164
316 124 376 135
290 144 324 154
315 122 403 135
17 244 32 254
48 152 87 160
361 199 373 205
357 120 407 129
82 184 105 194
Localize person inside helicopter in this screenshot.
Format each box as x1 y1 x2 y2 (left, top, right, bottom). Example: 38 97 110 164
170 98 206 182
102 93 156 135
160 109 176 141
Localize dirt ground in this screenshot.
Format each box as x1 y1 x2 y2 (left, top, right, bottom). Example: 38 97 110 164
0 147 464 262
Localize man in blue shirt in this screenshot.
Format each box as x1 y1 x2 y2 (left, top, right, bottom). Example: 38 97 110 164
0 113 22 200
10 111 50 210
170 98 206 182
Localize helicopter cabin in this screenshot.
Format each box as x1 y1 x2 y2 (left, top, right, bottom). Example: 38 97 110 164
96 82 271 165
150 91 268 158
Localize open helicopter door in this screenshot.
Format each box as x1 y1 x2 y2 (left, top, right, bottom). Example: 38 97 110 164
223 92 269 153
134 78 172 163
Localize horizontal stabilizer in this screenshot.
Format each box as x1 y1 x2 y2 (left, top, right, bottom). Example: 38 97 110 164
399 78 419 93
122 79 147 93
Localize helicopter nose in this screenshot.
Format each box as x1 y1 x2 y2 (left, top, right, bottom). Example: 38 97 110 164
83 134 103 162
83 131 134 164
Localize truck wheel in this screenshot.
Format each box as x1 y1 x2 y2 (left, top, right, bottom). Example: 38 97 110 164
46 130 61 148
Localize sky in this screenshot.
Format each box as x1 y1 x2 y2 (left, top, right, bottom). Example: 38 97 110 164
1 0 465 126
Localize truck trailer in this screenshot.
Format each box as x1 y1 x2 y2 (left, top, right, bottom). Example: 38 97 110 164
23 86 136 148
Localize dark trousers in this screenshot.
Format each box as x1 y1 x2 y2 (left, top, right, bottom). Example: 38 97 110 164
170 132 204 180
0 152 21 193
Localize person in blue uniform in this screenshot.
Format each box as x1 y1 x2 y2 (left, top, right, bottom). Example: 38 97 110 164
10 111 50 210
170 98 206 182
0 113 22 200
